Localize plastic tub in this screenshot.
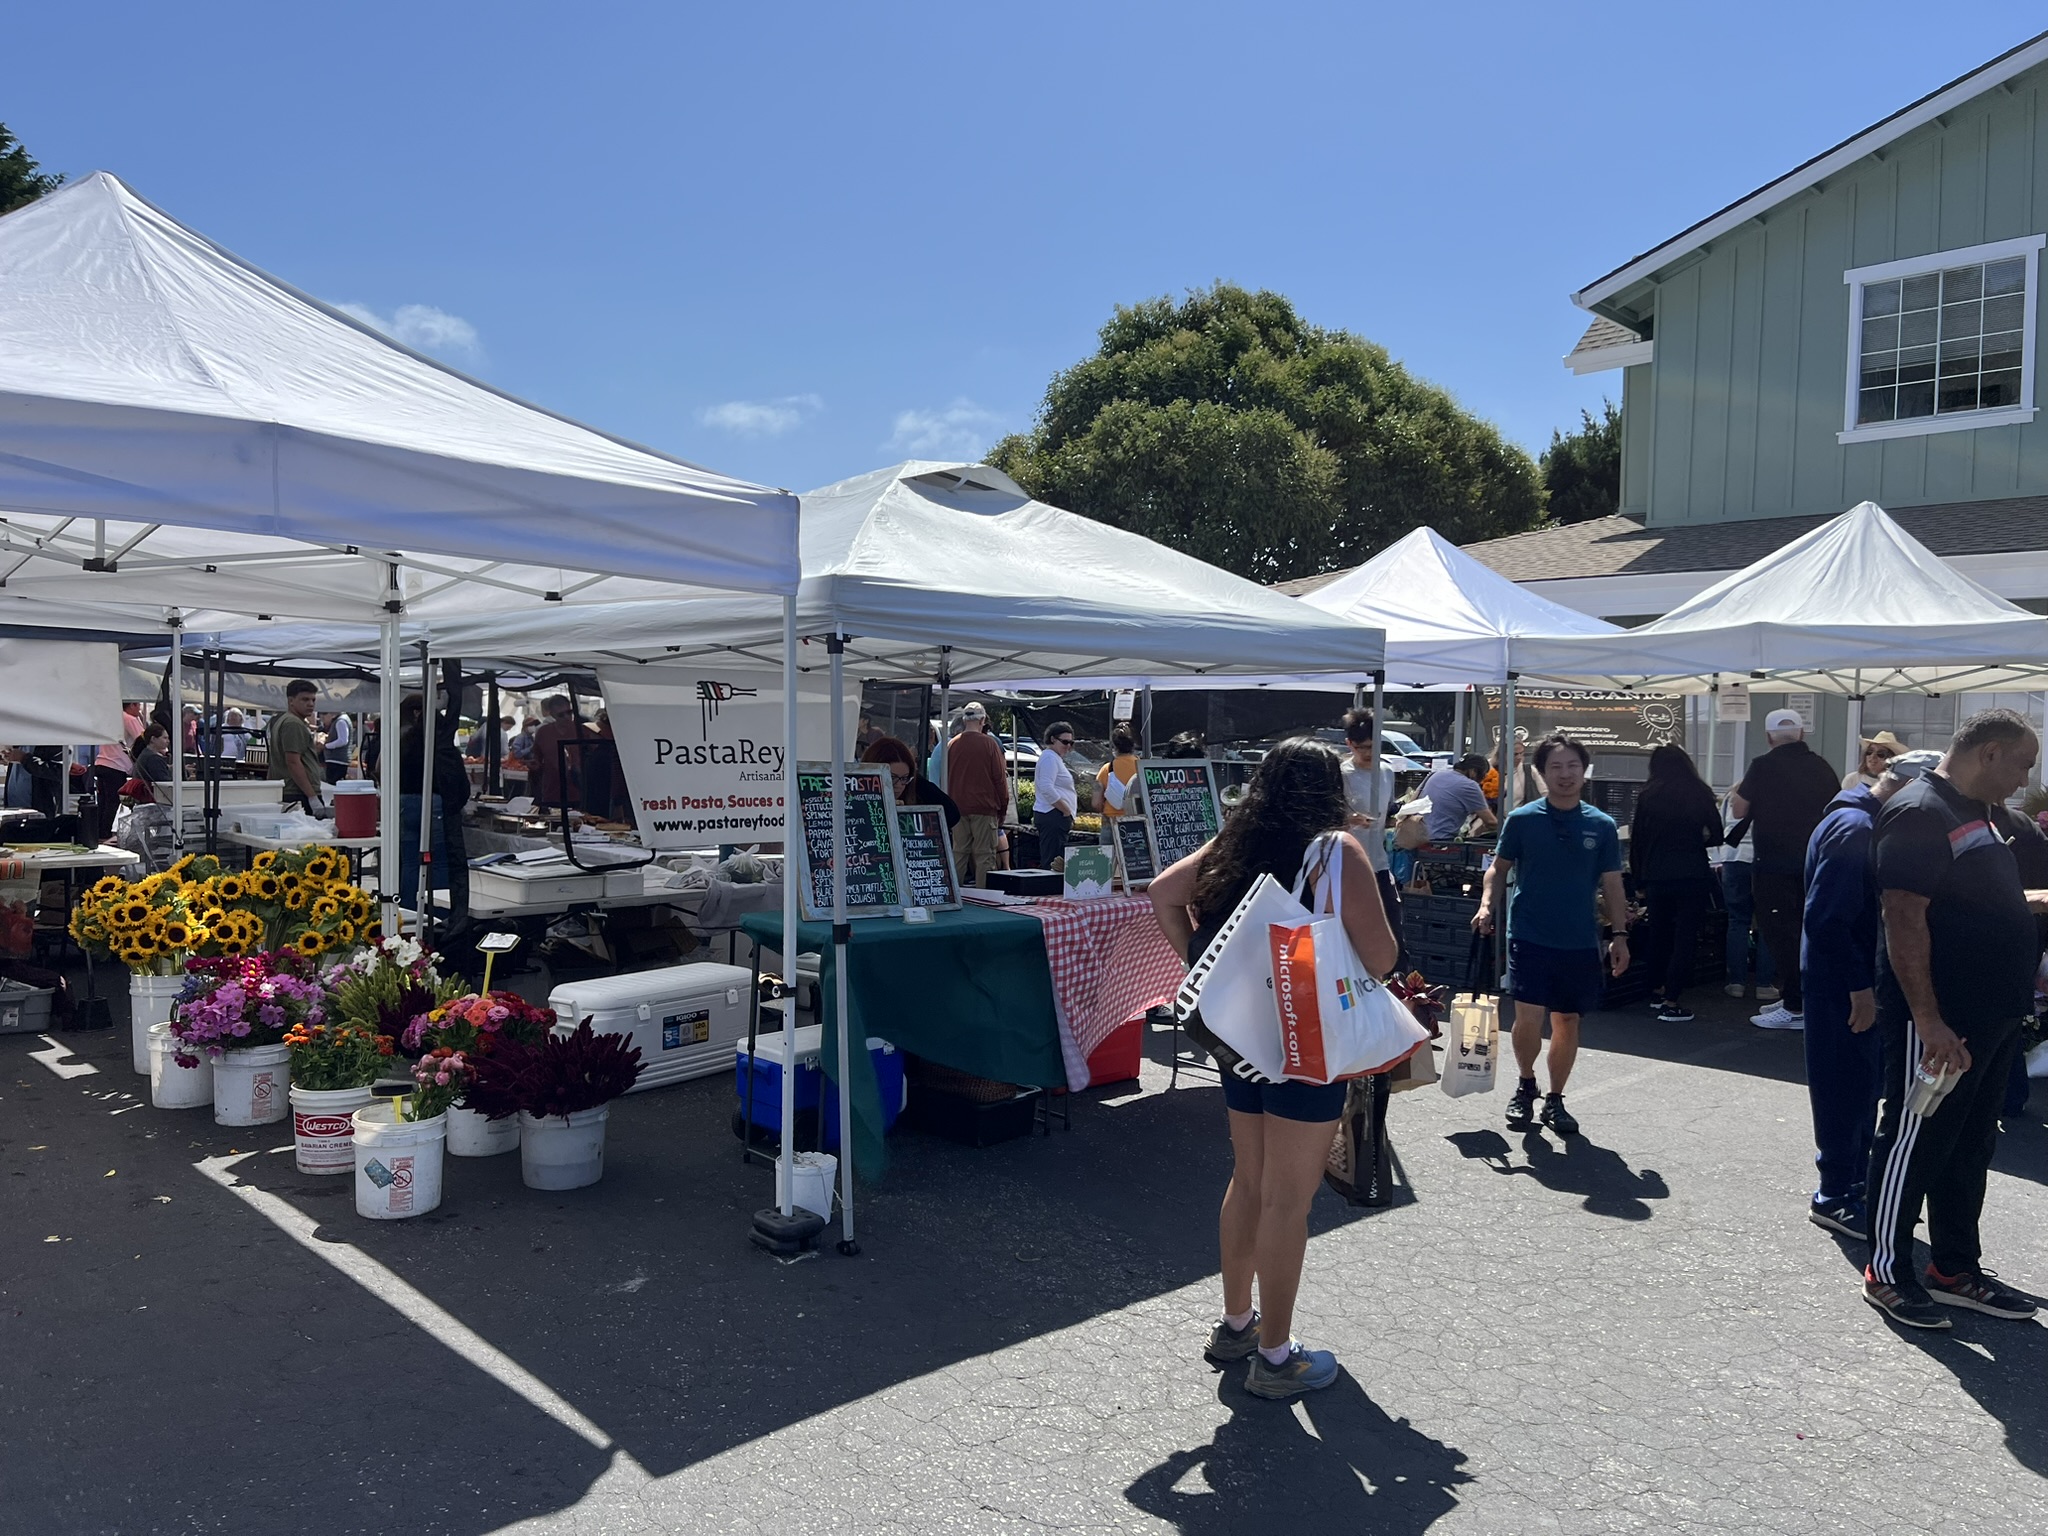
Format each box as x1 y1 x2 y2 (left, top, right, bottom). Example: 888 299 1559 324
787 1151 836 1219
519 1106 609 1190
333 780 378 839
290 1084 376 1174
130 973 183 1075
148 1022 213 1110
213 1043 291 1126
352 1102 447 1219
446 1104 519 1157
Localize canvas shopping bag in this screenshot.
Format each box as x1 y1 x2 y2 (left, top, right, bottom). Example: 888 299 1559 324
1439 936 1500 1099
1324 1074 1394 1207
1173 871 1312 1084
1267 835 1429 1084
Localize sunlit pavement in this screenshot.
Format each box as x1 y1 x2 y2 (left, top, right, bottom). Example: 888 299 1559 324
5 981 2045 1535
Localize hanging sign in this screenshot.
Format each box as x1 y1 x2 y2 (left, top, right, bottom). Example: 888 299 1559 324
1113 815 1157 889
1139 760 1223 870
793 763 908 921
596 666 856 850
1111 689 1137 720
894 803 961 912
1715 681 1751 723
1785 692 1817 732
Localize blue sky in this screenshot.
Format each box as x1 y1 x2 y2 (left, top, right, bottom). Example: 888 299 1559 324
7 3 2044 496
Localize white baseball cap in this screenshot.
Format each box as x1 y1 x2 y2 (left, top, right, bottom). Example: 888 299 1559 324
962 702 987 719
1764 709 1805 733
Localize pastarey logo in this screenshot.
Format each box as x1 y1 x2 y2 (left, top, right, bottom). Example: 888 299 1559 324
697 679 760 740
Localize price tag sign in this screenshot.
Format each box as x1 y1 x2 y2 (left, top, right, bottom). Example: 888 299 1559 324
793 763 909 920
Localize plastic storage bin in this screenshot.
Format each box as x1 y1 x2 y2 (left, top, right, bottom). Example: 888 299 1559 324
735 1022 905 1150
550 962 754 1090
0 979 54 1034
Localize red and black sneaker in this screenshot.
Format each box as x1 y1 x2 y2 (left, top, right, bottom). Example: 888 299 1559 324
1926 1266 2038 1320
1863 1267 1952 1330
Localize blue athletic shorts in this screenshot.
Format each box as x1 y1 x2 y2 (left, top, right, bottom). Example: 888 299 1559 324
1220 1071 1348 1122
1506 938 1605 1018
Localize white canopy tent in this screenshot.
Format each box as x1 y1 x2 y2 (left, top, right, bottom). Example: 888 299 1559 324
1534 501 2048 774
0 172 824 1242
0 638 123 742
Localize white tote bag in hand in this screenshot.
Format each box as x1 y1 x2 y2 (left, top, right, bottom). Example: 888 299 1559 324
1268 836 1429 1083
1439 939 1500 1098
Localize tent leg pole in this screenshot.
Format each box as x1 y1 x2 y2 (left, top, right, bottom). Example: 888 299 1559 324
935 650 951 793
781 599 800 1218
415 638 435 940
169 615 185 854
1141 686 1153 758
1501 677 1518 814
1844 695 1865 782
829 633 858 1255
378 609 403 934
1704 680 1720 794
1453 688 1467 757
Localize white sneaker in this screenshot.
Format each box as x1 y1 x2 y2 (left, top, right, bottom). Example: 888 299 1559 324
1756 986 1782 1003
1751 1006 1804 1030
1723 983 1746 999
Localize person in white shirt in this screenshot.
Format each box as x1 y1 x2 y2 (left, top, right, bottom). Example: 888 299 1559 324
321 712 354 784
1340 708 1404 970
1032 720 1079 869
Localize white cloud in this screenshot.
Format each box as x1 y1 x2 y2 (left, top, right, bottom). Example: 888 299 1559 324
698 394 824 437
336 301 482 359
884 398 1006 460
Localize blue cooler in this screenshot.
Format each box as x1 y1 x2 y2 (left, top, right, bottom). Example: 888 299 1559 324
735 1023 905 1150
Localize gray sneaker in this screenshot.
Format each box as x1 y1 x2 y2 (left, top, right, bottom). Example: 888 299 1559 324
1203 1311 1261 1363
1244 1342 1340 1399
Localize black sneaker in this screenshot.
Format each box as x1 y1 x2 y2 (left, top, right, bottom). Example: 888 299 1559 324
1505 1082 1538 1132
1655 1002 1695 1023
1808 1196 1867 1240
1926 1266 2038 1319
1540 1093 1579 1137
1863 1269 1953 1330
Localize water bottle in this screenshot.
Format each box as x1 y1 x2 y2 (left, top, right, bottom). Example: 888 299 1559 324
1905 1059 1960 1118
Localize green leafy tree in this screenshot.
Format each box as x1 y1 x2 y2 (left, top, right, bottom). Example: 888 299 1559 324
1540 400 1622 525
987 284 1545 583
0 122 63 215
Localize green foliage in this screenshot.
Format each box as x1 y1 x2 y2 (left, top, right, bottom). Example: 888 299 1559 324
0 122 62 215
1540 399 1622 525
988 283 1546 583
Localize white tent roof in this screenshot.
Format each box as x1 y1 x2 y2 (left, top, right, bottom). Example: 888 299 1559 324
171 462 1386 684
1538 501 2048 694
0 173 799 603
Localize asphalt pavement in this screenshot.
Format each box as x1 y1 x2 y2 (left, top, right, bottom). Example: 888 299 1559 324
4 973 2045 1535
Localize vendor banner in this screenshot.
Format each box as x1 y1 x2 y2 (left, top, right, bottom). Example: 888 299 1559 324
1475 687 1683 755
595 667 857 849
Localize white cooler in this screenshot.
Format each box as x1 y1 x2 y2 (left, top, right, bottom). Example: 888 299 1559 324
471 861 607 907
549 962 754 1091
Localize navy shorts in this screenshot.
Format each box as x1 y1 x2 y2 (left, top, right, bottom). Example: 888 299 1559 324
1506 938 1605 1017
1220 1071 1348 1123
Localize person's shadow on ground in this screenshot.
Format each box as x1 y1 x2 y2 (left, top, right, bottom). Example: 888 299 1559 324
1444 1128 1671 1220
1894 1313 2048 1476
1125 1370 1470 1534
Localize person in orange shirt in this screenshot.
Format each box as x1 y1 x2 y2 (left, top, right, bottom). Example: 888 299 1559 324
1095 723 1139 839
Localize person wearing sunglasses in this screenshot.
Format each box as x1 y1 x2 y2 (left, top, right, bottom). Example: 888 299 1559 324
1474 732 1627 1138
1031 721 1080 869
859 736 960 829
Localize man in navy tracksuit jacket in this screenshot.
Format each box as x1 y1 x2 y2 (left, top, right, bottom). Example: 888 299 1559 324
1800 752 1940 1237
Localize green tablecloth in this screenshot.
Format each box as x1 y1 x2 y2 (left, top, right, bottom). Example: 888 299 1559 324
740 906 1064 1179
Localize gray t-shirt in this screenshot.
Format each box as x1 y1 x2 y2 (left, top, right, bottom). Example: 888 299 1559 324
1341 758 1393 873
1421 768 1489 841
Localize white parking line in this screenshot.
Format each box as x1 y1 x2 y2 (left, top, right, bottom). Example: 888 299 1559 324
194 1151 636 1463
29 1035 99 1079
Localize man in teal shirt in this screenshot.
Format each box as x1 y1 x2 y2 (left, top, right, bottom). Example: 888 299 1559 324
1474 733 1629 1137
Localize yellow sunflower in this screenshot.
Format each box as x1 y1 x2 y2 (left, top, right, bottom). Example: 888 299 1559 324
282 886 309 913
333 919 358 946
364 920 385 943
311 895 342 921
160 919 194 950
295 930 328 958
331 853 352 882
304 854 335 881
216 874 248 902
251 873 281 903
251 851 276 870
115 899 152 929
89 875 126 900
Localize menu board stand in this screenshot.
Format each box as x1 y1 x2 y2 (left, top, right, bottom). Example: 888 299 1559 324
894 803 962 912
1112 815 1157 890
1136 759 1223 872
793 762 911 921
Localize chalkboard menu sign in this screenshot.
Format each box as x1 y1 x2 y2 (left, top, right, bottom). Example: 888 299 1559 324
1138 760 1222 871
1113 815 1157 889
793 763 909 920
894 803 961 912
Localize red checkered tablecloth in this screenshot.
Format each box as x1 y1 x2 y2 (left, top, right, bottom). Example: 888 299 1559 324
1015 895 1185 1090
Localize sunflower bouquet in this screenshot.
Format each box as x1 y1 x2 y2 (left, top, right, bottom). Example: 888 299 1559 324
66 859 262 976
214 845 378 962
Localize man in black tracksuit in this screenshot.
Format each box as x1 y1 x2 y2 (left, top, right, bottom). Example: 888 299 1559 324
1862 709 2045 1329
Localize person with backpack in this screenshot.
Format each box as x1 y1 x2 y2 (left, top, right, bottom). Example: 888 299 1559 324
1148 738 1398 1400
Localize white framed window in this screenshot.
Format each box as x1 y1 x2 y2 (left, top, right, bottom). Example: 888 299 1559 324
1839 233 2045 444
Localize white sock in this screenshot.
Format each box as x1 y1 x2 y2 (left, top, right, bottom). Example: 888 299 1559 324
1223 1308 1254 1332
1258 1341 1293 1366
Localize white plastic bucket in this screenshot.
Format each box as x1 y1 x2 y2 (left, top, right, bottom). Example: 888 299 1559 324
130 973 183 1075
290 1085 376 1175
519 1106 609 1190
148 1022 213 1110
352 1102 447 1219
446 1104 520 1157
788 1151 837 1219
212 1043 291 1127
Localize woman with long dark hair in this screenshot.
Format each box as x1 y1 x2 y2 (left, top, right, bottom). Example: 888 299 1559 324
1629 742 1723 1023
1149 738 1398 1400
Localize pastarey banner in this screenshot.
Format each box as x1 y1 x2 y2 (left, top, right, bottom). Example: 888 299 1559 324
596 667 858 849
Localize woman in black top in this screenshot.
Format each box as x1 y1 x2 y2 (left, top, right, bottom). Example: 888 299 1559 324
1629 744 1724 1022
860 737 960 829
130 723 173 802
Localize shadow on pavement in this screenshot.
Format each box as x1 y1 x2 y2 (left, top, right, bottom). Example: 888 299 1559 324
1124 1370 1469 1533
1443 1128 1670 1220
1567 994 1812 1088
1896 1318 2048 1478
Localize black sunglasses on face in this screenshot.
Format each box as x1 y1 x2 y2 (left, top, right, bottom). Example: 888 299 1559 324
1055 737 1074 746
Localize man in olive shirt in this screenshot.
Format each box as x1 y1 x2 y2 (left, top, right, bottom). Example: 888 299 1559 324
269 678 325 813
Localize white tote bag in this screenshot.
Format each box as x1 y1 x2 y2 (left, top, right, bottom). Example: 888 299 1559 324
1439 942 1500 1098
1173 872 1308 1082
1268 836 1428 1083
